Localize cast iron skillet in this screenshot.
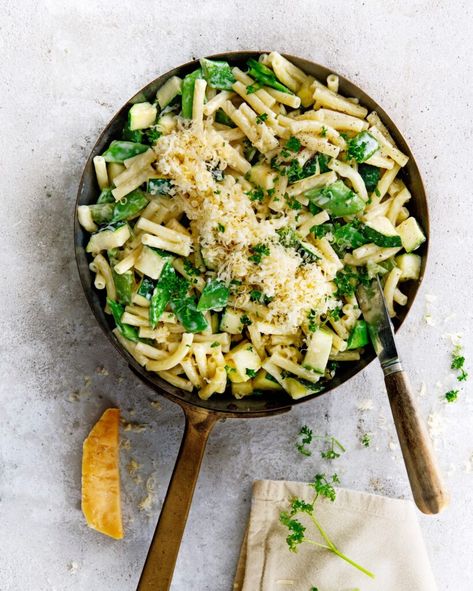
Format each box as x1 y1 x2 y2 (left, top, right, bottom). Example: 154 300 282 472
75 52 429 591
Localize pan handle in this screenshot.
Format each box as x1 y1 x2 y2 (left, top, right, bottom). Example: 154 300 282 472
137 404 219 591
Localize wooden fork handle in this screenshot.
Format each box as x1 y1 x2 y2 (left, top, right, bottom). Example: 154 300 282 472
385 370 449 514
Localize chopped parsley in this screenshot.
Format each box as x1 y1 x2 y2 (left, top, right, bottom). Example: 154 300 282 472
319 126 327 137
310 223 332 238
183 259 200 277
210 341 220 348
246 83 261 95
217 223 225 233
256 112 268 124
445 389 459 403
284 192 302 210
240 314 252 326
249 289 272 304
247 187 265 202
333 267 369 297
248 243 270 264
285 136 301 153
307 309 318 332
451 343 468 381
245 368 257 378
360 433 372 447
327 307 342 321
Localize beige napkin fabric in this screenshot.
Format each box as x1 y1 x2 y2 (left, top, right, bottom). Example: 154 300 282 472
234 480 437 591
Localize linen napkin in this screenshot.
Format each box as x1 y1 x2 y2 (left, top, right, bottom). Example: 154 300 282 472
234 480 437 591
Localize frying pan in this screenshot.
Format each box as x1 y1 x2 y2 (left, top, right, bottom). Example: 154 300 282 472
75 52 429 591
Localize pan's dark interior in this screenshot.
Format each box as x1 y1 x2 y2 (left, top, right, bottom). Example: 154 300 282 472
75 51 429 416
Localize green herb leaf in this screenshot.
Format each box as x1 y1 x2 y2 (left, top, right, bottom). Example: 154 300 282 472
247 187 265 202
240 314 252 326
451 344 468 382
256 113 268 124
200 58 236 90
107 298 139 342
285 136 301 152
197 279 230 311
248 243 270 264
102 140 148 163
346 131 379 163
358 163 381 193
296 425 313 456
247 59 293 94
445 389 459 403
305 180 366 217
360 433 372 447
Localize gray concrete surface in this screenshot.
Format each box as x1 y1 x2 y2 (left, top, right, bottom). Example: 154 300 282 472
1 0 472 589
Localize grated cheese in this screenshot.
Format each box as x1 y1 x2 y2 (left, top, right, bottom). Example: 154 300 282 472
152 120 339 332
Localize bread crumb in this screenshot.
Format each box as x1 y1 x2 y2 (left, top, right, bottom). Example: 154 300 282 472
149 399 161 410
139 475 158 511
122 420 147 433
120 438 131 450
126 458 142 484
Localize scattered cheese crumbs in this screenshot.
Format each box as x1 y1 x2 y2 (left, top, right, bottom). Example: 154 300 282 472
462 454 473 473
378 414 387 430
424 312 436 326
82 408 123 539
417 382 427 398
357 398 374 411
96 365 109 376
67 562 79 574
138 475 158 512
126 458 142 484
149 399 161 410
388 440 398 451
425 294 437 303
121 420 147 433
120 438 131 450
427 411 447 447
442 332 463 346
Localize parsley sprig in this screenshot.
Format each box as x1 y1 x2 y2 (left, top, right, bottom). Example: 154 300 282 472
451 343 468 382
296 426 346 459
279 473 374 578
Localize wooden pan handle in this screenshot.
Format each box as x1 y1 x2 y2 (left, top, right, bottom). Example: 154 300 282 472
384 370 449 514
137 405 219 591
